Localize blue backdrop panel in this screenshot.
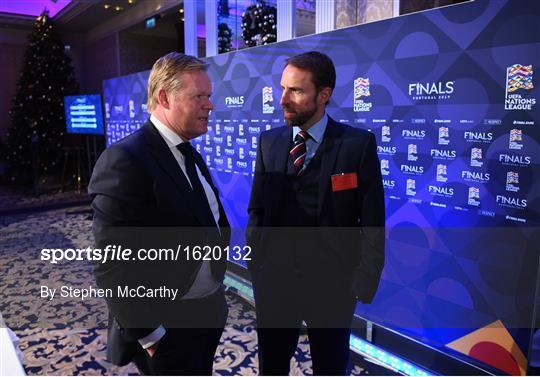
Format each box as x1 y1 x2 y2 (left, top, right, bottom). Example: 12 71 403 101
102 0 539 373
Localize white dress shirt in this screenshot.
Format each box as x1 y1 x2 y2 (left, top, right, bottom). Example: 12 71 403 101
138 115 221 349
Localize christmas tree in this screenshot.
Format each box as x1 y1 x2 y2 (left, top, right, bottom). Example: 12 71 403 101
5 11 79 185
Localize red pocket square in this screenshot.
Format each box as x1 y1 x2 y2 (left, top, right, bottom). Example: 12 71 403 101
331 173 358 192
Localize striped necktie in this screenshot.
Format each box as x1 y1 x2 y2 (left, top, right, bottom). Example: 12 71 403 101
290 130 308 176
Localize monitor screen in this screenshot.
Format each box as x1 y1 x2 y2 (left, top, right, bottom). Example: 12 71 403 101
64 94 105 135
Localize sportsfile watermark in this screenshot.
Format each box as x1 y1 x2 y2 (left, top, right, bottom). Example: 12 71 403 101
40 244 251 264
0 226 536 329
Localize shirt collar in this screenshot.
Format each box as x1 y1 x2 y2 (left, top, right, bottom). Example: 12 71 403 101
292 113 328 144
150 114 184 148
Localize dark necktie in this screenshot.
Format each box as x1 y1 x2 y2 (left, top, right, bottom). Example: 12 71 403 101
290 130 309 176
176 142 216 227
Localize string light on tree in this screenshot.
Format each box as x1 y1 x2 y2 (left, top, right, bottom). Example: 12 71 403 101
218 22 233 53
5 10 79 184
241 2 276 47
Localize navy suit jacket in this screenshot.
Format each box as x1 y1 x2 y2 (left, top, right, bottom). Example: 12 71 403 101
246 117 385 303
89 120 230 365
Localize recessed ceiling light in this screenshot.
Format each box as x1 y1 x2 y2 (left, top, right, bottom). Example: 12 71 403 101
128 0 134 4
180 8 184 13
104 4 110 9
115 5 123 11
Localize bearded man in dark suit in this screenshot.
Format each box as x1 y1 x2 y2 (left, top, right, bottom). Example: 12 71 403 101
247 51 385 375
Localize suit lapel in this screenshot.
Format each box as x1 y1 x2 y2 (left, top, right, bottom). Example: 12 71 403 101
141 121 210 227
318 118 343 218
271 127 293 172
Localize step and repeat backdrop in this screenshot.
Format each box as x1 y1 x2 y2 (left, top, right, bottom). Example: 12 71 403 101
102 0 539 374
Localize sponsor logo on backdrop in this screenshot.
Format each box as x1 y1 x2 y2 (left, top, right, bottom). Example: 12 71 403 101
401 164 424 175
214 136 223 144
402 129 426 140
215 123 221 135
249 150 257 158
224 125 235 133
239 124 245 136
468 187 480 206
429 185 454 197
408 81 455 100
239 148 245 159
411 118 426 124
227 158 233 170
382 125 391 143
215 146 221 156
438 127 450 145
461 170 490 183
236 161 247 169
484 119 502 126
205 135 211 145
498 153 531 166
113 105 123 115
407 144 418 161
504 64 536 110
513 120 534 126
128 100 135 118
204 146 213 154
509 129 523 150
353 77 372 112
225 96 245 108
226 135 233 147
464 131 493 143
236 137 247 145
470 147 483 167
436 164 448 183
430 148 457 160
252 136 258 149
506 171 520 192
377 145 397 155
496 195 527 209
383 179 395 189
381 159 390 176
406 179 416 196
262 86 275 114
248 125 261 134
214 157 224 166
206 155 211 165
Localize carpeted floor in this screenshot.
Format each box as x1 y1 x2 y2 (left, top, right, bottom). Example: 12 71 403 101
0 206 367 375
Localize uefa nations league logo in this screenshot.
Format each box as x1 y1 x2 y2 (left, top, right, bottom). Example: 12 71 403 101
505 64 536 110
353 77 372 112
262 86 275 114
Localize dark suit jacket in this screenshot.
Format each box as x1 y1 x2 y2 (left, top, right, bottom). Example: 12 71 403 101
88 120 230 365
246 117 385 303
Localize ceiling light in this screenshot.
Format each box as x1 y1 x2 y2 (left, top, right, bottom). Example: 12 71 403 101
180 8 184 13
115 5 123 11
128 0 134 4
104 4 110 9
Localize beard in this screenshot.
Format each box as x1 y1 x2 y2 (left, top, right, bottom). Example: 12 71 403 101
282 100 318 127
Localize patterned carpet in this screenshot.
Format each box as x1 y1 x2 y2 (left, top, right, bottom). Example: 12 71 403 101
0 186 90 213
0 207 367 375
